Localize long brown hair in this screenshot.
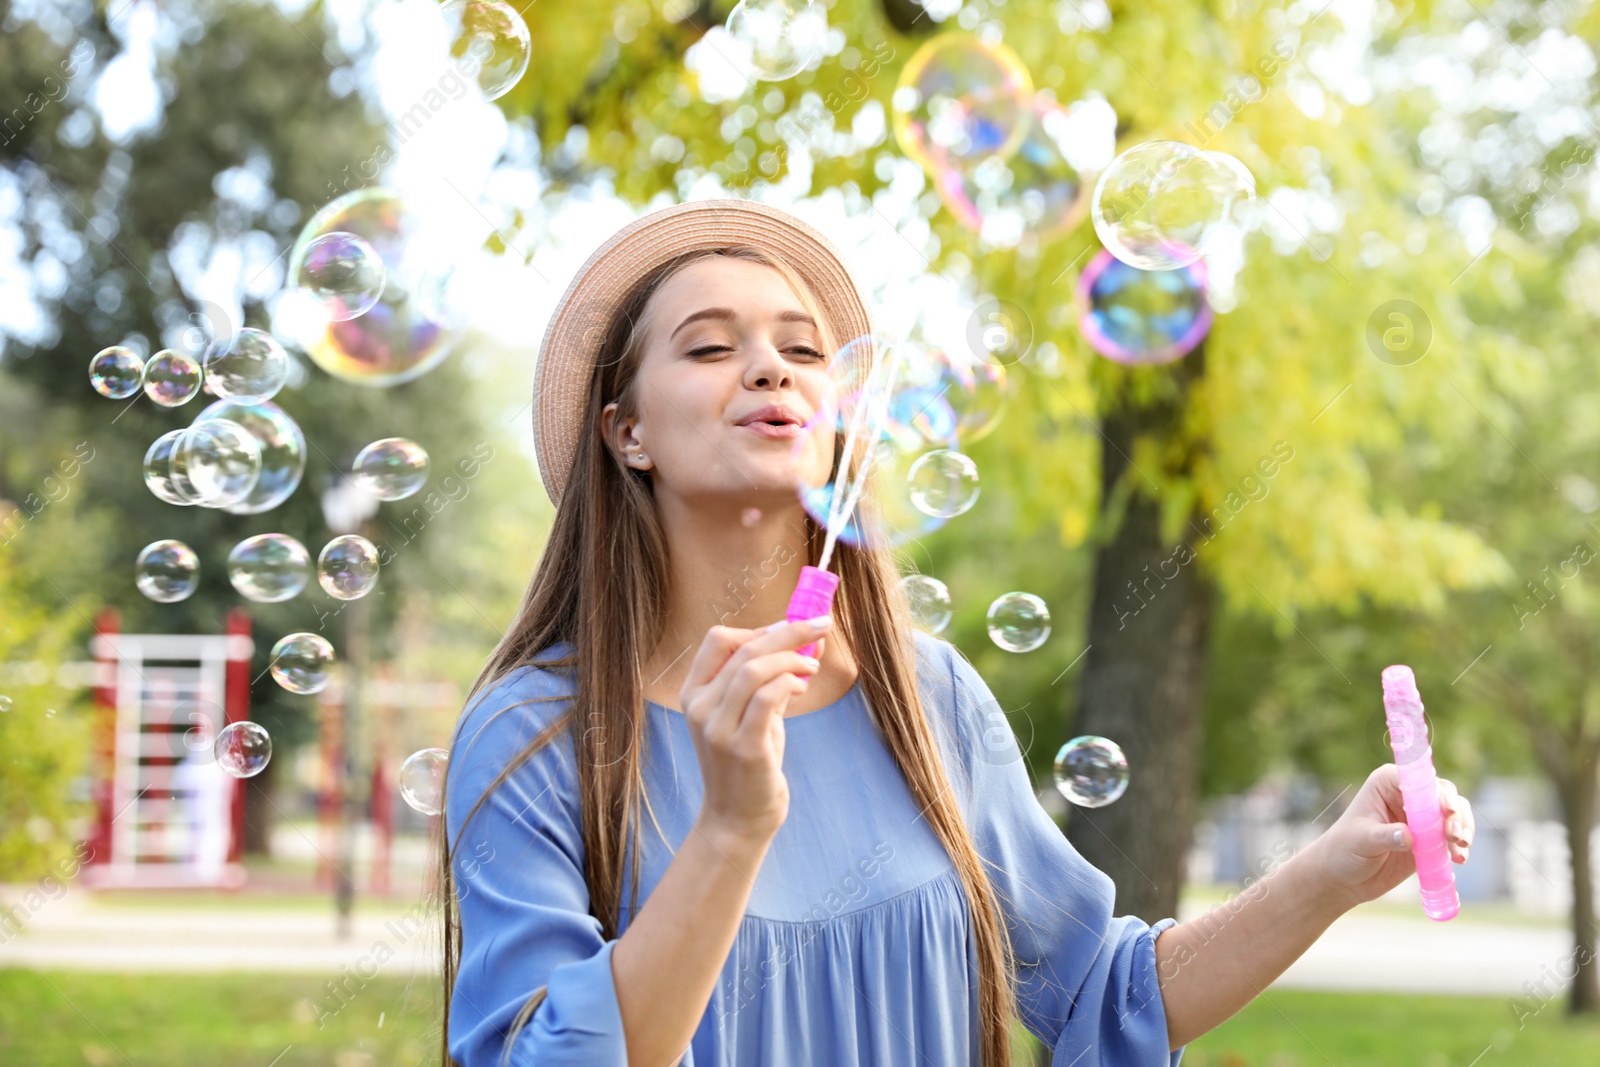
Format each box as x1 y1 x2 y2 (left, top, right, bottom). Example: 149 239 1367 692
439 244 1021 1066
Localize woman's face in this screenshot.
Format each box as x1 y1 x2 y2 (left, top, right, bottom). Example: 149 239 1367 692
605 257 838 506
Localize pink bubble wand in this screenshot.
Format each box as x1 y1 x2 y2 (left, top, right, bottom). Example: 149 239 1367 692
786 337 905 659
1380 664 1460 921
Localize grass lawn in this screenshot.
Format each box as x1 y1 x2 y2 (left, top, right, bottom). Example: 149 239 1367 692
6 970 1600 1065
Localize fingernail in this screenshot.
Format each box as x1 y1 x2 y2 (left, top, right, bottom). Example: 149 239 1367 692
765 619 787 632
806 615 832 629
1392 828 1407 849
800 656 820 670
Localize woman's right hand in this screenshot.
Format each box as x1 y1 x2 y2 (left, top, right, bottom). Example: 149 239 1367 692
680 616 832 849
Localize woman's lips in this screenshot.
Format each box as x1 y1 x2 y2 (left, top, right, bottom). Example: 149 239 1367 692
741 421 803 439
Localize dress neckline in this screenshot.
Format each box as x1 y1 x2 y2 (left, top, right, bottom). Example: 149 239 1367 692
646 677 863 723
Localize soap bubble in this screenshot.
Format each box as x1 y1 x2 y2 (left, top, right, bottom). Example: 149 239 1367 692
1077 249 1211 365
937 96 1113 245
136 540 200 603
1053 735 1129 808
203 327 289 399
214 721 273 778
893 35 1034 175
173 419 262 508
725 0 827 81
143 430 202 506
440 0 532 100
892 343 1015 447
1091 141 1256 271
89 346 144 398
986 591 1050 652
270 632 334 695
228 534 311 603
908 449 980 518
790 335 951 549
900 573 953 634
0 696 10 713
318 535 380 600
191 397 307 514
286 188 467 386
142 349 202 407
740 507 763 527
398 747 450 815
353 438 430 501
295 231 386 321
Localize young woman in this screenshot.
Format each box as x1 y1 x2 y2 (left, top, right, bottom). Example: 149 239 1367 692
440 199 1476 1067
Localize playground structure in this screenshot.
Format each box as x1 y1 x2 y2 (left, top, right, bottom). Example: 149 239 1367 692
74 608 448 895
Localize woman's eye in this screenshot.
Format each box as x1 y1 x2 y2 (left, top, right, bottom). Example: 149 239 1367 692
688 344 825 358
688 345 731 357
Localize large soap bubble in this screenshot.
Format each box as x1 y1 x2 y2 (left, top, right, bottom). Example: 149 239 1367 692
900 573 953 634
398 747 450 815
725 0 827 82
986 591 1050 652
142 349 202 407
439 0 532 100
1053 735 1129 808
286 188 468 386
1091 141 1256 271
318 535 380 600
203 327 290 400
908 449 980 518
173 419 262 508
191 397 308 515
228 534 311 603
1077 249 1211 365
143 430 201 506
89 346 144 399
353 438 430 501
215 721 273 778
893 35 1034 176
136 540 200 603
270 632 335 695
891 343 1016 447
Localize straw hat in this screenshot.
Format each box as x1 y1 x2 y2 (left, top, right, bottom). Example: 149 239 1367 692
532 198 876 506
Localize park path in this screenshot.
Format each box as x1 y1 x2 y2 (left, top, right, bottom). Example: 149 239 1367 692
0 883 1573 996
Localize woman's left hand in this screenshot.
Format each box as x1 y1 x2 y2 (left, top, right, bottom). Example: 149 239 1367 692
1311 764 1476 908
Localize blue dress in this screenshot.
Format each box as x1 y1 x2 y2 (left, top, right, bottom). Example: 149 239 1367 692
446 630 1186 1067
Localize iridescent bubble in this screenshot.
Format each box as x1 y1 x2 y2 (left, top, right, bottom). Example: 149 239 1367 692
908 449 980 518
398 747 450 816
1091 141 1256 271
900 573 953 634
270 632 335 695
725 0 827 81
191 397 307 514
986 591 1050 652
318 535 380 600
1053 735 1129 808
203 328 289 400
440 0 532 100
228 534 311 603
89 346 144 399
142 349 202 407
353 438 430 501
1077 249 1211 365
143 430 202 506
295 230 386 322
892 36 1034 176
286 188 466 386
214 721 273 778
0 696 10 713
790 335 951 550
136 540 200 603
173 419 262 508
890 343 1015 447
937 95 1113 246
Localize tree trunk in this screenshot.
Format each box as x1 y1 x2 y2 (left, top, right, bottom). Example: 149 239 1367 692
1067 352 1214 924
1558 748 1600 1015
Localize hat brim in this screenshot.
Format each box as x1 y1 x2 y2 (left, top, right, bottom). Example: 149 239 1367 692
533 198 876 506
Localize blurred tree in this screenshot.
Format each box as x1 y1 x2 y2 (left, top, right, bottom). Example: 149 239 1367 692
487 0 1512 922
0 0 523 855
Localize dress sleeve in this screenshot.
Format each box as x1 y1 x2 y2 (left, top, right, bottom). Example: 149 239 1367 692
445 666 642 1067
922 634 1185 1067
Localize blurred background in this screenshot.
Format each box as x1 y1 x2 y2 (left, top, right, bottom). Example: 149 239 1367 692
3 0 1600 1063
